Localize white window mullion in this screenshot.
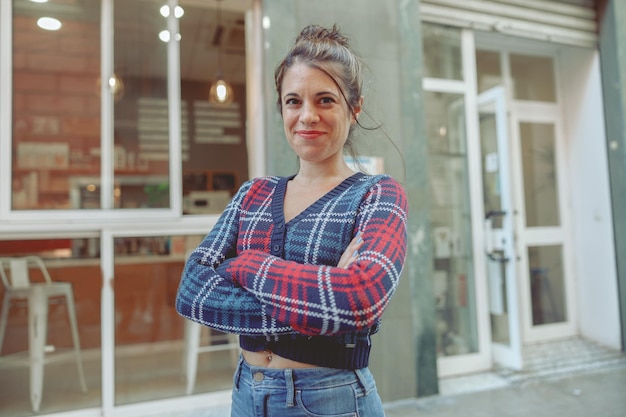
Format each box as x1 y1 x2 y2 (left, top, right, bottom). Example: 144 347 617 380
0 0 13 219
100 228 115 416
167 0 182 215
101 3 115 413
245 0 266 178
422 78 466 94
101 0 114 210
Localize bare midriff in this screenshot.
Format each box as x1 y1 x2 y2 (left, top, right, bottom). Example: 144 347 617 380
242 349 318 369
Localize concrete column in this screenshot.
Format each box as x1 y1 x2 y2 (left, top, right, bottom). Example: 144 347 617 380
395 0 439 397
597 0 626 351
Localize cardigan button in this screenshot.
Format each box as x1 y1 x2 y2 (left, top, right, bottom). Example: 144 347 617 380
273 244 281 252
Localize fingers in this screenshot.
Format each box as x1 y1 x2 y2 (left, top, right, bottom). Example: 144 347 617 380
337 232 364 269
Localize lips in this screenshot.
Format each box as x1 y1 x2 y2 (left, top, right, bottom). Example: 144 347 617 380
296 130 324 139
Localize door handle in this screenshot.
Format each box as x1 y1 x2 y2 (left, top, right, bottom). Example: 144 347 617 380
485 210 506 220
487 251 509 264
484 210 509 264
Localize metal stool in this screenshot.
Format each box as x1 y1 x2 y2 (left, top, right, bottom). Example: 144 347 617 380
0 256 87 412
182 319 239 394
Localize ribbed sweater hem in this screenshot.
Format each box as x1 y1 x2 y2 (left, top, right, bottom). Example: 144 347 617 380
239 335 371 369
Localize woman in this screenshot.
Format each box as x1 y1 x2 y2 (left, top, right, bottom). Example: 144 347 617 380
176 24 408 417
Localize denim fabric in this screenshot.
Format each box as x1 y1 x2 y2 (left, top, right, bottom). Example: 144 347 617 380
231 356 385 417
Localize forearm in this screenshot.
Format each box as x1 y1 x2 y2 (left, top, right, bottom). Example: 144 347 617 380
175 259 296 336
175 178 297 336
228 249 404 336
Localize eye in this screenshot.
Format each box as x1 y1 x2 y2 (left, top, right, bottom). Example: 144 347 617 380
320 96 336 105
284 97 300 106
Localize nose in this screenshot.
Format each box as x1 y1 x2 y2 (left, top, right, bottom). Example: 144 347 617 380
300 102 319 125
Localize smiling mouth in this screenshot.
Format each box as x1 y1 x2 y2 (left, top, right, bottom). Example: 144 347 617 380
296 130 324 139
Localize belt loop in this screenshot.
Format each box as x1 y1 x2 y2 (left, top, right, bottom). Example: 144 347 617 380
284 369 295 407
354 368 369 395
233 355 244 391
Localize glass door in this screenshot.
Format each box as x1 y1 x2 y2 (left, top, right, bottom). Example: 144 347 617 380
477 86 523 369
511 110 576 343
507 51 575 344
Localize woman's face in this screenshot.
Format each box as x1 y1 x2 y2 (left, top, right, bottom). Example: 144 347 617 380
280 63 358 166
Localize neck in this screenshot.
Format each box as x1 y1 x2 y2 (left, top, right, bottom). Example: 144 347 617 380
294 163 354 186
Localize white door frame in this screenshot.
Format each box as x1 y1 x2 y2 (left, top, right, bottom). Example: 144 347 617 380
475 39 578 347
508 102 578 343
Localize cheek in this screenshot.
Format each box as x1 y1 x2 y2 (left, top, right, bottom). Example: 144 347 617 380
285 109 301 124
282 114 296 135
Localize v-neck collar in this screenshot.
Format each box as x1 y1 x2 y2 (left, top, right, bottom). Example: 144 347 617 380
267 172 364 258
272 172 365 227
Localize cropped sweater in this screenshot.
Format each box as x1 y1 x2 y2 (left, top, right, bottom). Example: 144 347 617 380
175 172 408 369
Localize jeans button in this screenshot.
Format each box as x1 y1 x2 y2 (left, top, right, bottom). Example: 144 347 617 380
253 372 264 382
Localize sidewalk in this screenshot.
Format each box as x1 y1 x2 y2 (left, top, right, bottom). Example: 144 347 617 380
153 362 626 417
149 338 626 417
384 363 626 417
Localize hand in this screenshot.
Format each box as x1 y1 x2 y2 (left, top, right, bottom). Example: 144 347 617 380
337 232 363 269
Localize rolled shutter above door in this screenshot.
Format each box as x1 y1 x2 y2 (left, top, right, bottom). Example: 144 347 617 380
420 0 597 48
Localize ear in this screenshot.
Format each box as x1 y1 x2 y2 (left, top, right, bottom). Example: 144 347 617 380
352 96 364 124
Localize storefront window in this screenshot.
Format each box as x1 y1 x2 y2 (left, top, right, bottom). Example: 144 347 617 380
178 1 248 213
112 234 237 405
0 238 102 415
422 23 463 80
11 0 101 210
425 91 478 357
476 50 502 94
111 0 170 209
11 0 249 213
510 54 556 102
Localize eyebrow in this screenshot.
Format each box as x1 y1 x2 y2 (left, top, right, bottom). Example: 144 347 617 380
283 91 339 99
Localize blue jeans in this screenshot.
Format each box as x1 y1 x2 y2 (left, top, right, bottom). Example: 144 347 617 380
231 356 385 417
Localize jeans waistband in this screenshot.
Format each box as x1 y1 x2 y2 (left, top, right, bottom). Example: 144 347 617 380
233 355 374 395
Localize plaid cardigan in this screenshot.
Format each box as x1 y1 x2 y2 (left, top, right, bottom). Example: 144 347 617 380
175 172 408 369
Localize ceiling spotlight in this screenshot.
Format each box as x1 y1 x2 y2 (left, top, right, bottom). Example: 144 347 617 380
37 17 62 31
159 30 181 43
160 5 184 18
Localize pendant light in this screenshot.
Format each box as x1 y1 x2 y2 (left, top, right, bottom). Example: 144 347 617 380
209 0 234 104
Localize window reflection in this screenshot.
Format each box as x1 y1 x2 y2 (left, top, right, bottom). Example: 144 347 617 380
510 54 556 102
113 234 237 404
178 2 248 212
528 245 566 325
12 0 101 210
520 122 561 227
113 0 170 209
422 23 463 80
476 50 502 94
426 91 478 357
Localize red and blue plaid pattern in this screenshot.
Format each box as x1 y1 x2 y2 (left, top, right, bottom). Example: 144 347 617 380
175 173 407 366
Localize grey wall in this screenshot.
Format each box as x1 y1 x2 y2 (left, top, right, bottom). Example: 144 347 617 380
598 0 626 351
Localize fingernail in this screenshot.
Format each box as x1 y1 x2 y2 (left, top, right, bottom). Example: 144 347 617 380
357 237 363 244
353 250 359 257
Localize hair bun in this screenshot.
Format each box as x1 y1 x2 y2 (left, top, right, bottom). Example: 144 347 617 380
295 24 350 48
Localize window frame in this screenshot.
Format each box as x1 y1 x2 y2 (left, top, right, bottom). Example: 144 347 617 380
0 0 184 223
